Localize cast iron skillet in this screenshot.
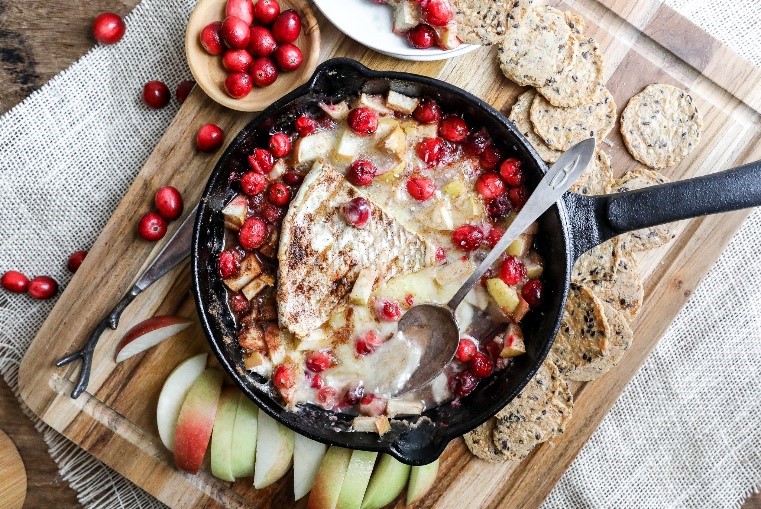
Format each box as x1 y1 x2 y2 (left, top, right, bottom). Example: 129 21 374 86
192 58 761 465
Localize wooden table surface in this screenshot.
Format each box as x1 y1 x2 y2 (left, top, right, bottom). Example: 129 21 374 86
0 0 759 507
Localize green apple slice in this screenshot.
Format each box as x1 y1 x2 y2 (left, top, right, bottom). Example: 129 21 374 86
406 459 439 505
156 353 208 451
210 387 240 481
230 393 258 478
253 411 295 489
360 454 411 509
294 434 328 500
337 450 378 509
307 446 352 509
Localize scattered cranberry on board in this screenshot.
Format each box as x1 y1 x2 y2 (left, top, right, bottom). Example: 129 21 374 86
155 186 184 221
92 12 126 45
196 124 225 152
138 212 168 241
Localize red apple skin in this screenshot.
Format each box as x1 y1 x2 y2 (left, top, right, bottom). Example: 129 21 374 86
174 369 224 474
115 316 192 362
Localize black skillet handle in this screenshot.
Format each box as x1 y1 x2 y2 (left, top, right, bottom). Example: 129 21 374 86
565 160 761 260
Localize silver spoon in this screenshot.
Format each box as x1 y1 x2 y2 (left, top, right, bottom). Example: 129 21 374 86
395 138 596 395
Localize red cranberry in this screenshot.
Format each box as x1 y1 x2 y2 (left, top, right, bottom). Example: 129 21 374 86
28 276 58 300
295 115 318 137
317 387 337 407
154 186 184 221
355 338 375 356
522 279 544 308
225 72 253 99
341 197 372 228
230 293 250 314
405 294 415 307
273 364 295 390
406 176 435 201
306 351 332 373
66 250 88 273
261 204 284 223
375 299 401 322
416 137 445 165
221 16 250 49
269 132 291 157
250 57 279 87
475 173 506 200
248 148 275 173
479 146 502 170
487 194 512 220
346 159 377 187
453 370 479 397
283 172 303 186
508 185 529 210
347 107 378 136
253 0 281 25
413 99 441 124
218 250 241 278
272 10 301 44
500 256 526 285
439 116 469 143
238 216 267 250
137 212 167 241
175 80 195 104
248 26 277 57
424 0 453 26
196 124 225 152
500 158 524 186
241 171 267 195
452 224 484 251
1 271 29 293
407 23 436 49
485 340 502 362
225 0 254 25
455 338 476 362
222 49 253 72
435 246 446 263
311 374 324 389
200 22 224 55
343 383 365 406
267 183 292 207
487 226 504 247
463 128 491 156
92 12 126 45
142 81 170 109
470 352 493 378
274 44 303 71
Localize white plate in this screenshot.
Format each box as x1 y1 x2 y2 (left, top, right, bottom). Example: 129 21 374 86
313 0 480 61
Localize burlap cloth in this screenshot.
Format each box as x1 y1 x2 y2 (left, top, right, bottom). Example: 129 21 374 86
0 0 758 507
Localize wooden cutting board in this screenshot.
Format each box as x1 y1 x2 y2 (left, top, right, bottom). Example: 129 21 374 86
17 0 761 507
0 429 27 509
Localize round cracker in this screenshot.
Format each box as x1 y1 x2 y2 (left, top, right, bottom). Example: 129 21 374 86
570 148 612 195
610 167 677 251
537 36 604 108
452 0 515 45
620 83 703 170
498 5 576 87
580 251 643 323
530 84 617 151
572 237 629 283
509 90 563 163
464 417 513 462
492 359 573 460
564 11 586 35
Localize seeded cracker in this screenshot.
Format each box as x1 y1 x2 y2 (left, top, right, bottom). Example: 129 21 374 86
564 11 586 35
579 250 644 323
498 5 576 87
509 90 563 163
530 83 617 151
537 36 604 108
452 0 515 46
492 359 573 460
620 83 703 170
572 237 628 283
464 417 513 462
570 148 612 195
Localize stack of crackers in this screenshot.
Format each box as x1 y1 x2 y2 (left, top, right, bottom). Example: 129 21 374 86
453 0 704 462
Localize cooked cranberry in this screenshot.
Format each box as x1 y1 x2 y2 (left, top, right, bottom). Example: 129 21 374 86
267 183 292 207
416 137 445 165
452 224 484 251
273 364 295 390
240 171 267 195
221 16 250 49
487 226 504 247
66 251 88 273
274 44 303 71
222 49 253 72
261 204 284 223
283 171 303 186
253 0 281 25
341 197 372 228
347 107 378 136
413 99 441 124
405 294 414 307
306 351 332 373
424 0 453 26
28 276 58 300
355 338 375 356
470 352 493 378
479 146 502 170
137 212 167 241
455 338 476 362
508 185 529 210
230 293 250 314
346 159 377 186
269 132 292 157
475 173 506 200
500 256 526 285
154 186 183 221
92 12 126 44
175 80 195 104
435 246 446 263
485 340 502 361
439 116 468 143
196 124 225 152
226 0 254 24
522 279 544 308
500 157 524 186
218 250 241 278
250 58 279 87
238 216 267 250
375 299 401 322
1 271 29 293
487 194 512 220
200 21 224 55
406 176 435 201
248 26 277 57
458 370 479 396
343 383 365 406
295 115 318 137
359 394 385 416
407 23 436 49
311 374 324 389
317 387 337 407
272 10 301 44
463 128 491 156
142 81 170 109
248 148 275 174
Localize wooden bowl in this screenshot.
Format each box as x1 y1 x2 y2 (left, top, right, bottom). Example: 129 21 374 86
185 0 321 112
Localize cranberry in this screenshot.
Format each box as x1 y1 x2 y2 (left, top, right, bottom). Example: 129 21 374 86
225 72 253 99
479 146 502 171
295 116 318 137
261 204 284 223
452 224 484 251
522 279 544 308
196 124 225 152
241 171 267 195
347 107 378 136
65 250 87 273
439 116 469 143
238 216 267 250
485 340 502 362
154 186 184 222
175 80 195 104
272 10 301 44
1 271 29 293
475 173 506 201
470 352 493 378
92 12 126 45
416 137 446 165
283 172 303 186
273 364 295 390
341 197 372 228
455 338 477 363
499 157 524 186
142 81 170 109
311 374 324 389
406 176 435 201
435 246 446 263
413 99 441 124
222 49 253 72
500 256 526 285
487 226 504 247
137 212 167 241
407 23 436 49
452 370 479 397
343 383 365 406
508 185 529 210
228 293 248 315
248 148 275 174
248 26 277 57
200 22 224 55
250 57 279 87
374 299 401 322
405 294 414 307
221 16 250 49
317 387 337 407
306 351 332 373
28 276 58 300
359 394 385 416
355 338 375 356
268 183 292 207
463 128 491 156
424 0 453 26
274 44 303 71
269 133 291 157
226 0 254 25
486 194 512 220
346 159 377 187
253 0 281 25
218 250 241 278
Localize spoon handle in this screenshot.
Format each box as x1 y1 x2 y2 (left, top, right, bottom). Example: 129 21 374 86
446 138 596 312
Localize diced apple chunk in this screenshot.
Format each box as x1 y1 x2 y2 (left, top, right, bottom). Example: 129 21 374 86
386 90 420 115
376 161 406 183
443 179 466 198
242 277 267 300
507 234 533 257
294 131 332 165
524 251 544 279
500 324 526 358
269 159 287 180
379 126 407 161
486 278 520 313
295 328 330 351
413 123 439 140
222 195 247 229
375 416 391 435
428 202 455 231
244 351 267 369
319 101 350 120
386 399 423 418
393 1 419 32
350 267 378 305
224 255 262 291
357 93 394 115
333 129 364 162
352 416 378 433
433 24 460 50
513 296 530 322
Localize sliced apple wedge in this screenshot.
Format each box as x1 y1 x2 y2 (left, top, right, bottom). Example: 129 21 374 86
230 393 258 478
210 387 240 481
361 454 410 509
173 368 224 474
406 459 439 505
308 446 352 509
254 411 295 489
115 315 192 363
337 450 378 509
294 434 328 500
156 353 208 451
